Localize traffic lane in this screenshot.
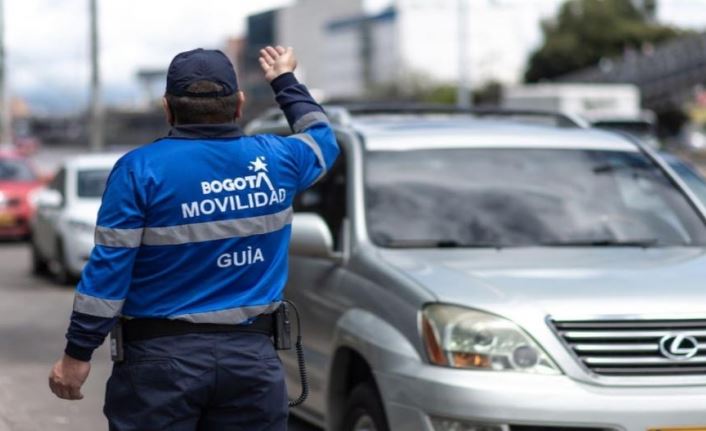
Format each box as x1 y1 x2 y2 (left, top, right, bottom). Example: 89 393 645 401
0 241 110 431
0 242 319 431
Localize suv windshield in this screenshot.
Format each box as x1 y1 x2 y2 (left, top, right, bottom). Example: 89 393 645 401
365 148 706 248
77 169 110 198
0 159 35 181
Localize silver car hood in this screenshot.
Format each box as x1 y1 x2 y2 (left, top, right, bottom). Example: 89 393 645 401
377 247 706 318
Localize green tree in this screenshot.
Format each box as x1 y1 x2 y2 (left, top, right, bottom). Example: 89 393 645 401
525 0 681 82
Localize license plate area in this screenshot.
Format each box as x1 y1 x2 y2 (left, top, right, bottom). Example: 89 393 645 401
0 212 15 227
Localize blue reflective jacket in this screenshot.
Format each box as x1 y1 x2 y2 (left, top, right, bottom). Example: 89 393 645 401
65 73 339 361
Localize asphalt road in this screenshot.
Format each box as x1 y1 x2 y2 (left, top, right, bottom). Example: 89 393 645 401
0 241 318 431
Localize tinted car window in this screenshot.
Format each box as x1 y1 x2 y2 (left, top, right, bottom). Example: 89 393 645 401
77 169 111 198
365 148 706 247
293 151 347 250
0 159 35 181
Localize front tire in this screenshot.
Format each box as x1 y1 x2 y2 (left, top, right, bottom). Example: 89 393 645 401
342 382 389 431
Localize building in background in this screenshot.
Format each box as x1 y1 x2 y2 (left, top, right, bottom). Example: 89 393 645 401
123 0 572 113
241 9 279 109
276 0 364 94
241 0 553 104
323 8 397 99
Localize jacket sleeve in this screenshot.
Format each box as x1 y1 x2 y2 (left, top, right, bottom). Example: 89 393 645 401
270 72 340 191
64 158 146 361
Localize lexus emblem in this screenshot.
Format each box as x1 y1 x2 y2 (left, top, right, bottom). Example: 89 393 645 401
659 334 699 361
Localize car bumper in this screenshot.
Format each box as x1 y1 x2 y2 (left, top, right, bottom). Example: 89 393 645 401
376 365 706 431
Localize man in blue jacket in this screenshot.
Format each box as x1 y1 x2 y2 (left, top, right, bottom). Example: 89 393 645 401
48 45 338 431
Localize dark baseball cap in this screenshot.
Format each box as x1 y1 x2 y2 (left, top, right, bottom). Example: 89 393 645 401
166 48 238 97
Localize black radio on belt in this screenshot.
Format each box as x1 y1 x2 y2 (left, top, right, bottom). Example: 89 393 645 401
110 322 125 363
273 303 292 350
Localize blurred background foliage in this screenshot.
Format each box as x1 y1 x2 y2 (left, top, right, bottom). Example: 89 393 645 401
526 0 684 82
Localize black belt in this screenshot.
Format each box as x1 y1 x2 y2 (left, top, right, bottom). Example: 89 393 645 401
121 314 274 343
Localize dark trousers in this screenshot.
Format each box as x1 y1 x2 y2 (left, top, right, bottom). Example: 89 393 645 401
104 332 288 431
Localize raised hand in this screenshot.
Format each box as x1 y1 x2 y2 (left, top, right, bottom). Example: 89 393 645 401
259 45 298 83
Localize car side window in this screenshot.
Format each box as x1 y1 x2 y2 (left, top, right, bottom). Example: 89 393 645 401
294 147 347 251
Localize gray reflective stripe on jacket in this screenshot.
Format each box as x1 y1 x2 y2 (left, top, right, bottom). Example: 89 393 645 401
95 226 144 248
292 111 330 133
95 206 293 248
291 133 328 183
73 292 124 318
141 206 293 246
170 301 281 324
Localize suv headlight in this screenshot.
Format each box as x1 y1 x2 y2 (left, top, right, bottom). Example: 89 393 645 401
421 304 560 374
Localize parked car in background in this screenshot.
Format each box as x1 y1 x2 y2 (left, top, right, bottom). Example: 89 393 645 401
30 154 120 283
0 150 44 239
249 107 706 431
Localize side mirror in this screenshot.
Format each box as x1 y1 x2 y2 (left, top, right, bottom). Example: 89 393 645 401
36 189 63 209
290 213 338 260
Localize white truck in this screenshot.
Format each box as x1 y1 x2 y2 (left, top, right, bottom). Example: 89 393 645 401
503 83 659 148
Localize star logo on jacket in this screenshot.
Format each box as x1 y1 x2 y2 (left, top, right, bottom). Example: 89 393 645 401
248 156 268 172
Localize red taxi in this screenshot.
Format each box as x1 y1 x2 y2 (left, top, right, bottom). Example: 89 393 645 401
0 151 44 238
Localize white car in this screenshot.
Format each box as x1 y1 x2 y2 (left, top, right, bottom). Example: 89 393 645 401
30 154 121 283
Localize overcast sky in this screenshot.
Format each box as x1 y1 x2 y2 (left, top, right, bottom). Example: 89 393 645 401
6 0 706 114
7 0 297 113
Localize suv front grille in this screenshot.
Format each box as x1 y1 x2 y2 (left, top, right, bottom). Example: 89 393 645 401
551 318 706 376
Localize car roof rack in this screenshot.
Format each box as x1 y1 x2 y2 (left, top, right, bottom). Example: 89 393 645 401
334 103 589 128
244 103 590 135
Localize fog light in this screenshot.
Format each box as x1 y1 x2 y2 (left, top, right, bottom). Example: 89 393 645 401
512 345 539 368
430 417 508 431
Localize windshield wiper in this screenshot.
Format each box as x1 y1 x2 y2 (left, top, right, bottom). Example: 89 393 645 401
541 238 659 247
383 239 507 249
593 164 650 174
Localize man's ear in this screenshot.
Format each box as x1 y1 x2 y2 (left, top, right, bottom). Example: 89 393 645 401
234 91 245 120
162 97 175 126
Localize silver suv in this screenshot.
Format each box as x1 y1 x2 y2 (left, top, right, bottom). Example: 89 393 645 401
248 107 706 431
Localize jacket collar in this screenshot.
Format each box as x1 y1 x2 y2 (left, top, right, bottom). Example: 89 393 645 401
166 123 244 139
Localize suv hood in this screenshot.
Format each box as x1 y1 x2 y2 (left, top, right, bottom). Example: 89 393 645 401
378 247 706 318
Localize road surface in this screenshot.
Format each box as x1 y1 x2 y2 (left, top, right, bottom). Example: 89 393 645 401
0 241 318 431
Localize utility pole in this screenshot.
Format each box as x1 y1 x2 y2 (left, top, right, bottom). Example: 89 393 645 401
89 0 104 151
0 0 11 145
456 0 472 109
